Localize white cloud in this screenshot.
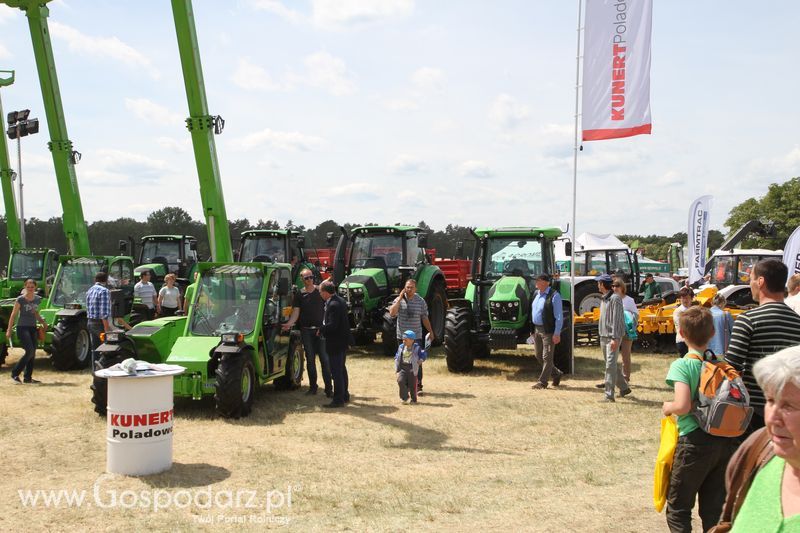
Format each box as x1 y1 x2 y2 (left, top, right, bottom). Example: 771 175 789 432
0 44 11 60
232 58 288 91
81 149 169 185
0 8 19 24
234 52 355 96
411 67 445 94
390 155 426 174
301 51 356 96
248 0 305 23
155 136 190 153
747 145 800 179
312 0 414 30
229 128 326 152
49 21 159 79
329 182 381 200
459 160 493 179
382 98 419 112
124 98 183 127
488 94 530 130
656 170 683 187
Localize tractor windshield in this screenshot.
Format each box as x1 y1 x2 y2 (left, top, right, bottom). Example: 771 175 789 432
350 234 404 269
10 251 44 280
141 240 181 272
190 267 263 336
708 254 760 286
240 236 285 263
50 259 106 307
485 238 544 278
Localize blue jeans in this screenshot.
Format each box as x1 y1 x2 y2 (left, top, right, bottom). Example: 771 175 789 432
11 326 38 381
301 328 331 392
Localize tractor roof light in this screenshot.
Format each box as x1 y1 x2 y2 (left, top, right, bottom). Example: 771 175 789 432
221 332 243 345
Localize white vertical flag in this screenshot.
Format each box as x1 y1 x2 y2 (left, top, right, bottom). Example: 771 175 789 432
582 0 653 141
782 226 800 277
688 195 713 285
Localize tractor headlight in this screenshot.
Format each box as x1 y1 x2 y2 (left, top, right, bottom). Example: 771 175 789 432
352 287 363 295
221 332 243 345
338 287 347 296
65 302 82 310
104 331 123 343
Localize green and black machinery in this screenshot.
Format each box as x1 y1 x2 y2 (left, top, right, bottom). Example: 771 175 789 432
133 234 199 287
330 225 448 355
443 227 573 373
238 229 320 286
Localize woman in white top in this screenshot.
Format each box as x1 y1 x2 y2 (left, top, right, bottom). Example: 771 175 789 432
157 273 182 317
612 279 638 383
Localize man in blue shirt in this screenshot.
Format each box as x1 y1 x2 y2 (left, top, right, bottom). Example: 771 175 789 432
530 274 564 389
86 271 111 362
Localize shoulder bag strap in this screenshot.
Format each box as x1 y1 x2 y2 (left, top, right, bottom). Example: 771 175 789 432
712 428 774 531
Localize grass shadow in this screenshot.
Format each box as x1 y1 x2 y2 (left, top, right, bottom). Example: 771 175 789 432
28 381 79 387
418 391 476 400
141 462 231 488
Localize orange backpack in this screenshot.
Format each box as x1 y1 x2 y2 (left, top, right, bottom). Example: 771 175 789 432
687 352 753 438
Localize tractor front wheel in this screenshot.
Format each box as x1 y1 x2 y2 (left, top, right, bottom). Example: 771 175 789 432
275 335 304 390
444 306 475 373
575 283 603 315
381 312 398 356
215 355 256 418
426 280 447 346
91 343 135 416
51 318 91 371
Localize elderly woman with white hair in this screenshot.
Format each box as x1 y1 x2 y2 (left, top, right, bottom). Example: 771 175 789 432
718 345 800 531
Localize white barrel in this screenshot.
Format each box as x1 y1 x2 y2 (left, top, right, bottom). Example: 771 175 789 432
106 374 176 476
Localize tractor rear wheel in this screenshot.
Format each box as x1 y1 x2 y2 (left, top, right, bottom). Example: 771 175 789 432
426 280 447 346
90 342 135 416
51 318 91 371
275 335 304 390
444 306 474 373
381 312 398 356
575 283 603 315
215 354 256 418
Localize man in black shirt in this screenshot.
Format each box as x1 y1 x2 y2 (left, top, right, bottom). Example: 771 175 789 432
283 269 332 396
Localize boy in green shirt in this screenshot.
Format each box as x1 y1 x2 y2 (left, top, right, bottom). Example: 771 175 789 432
661 306 739 532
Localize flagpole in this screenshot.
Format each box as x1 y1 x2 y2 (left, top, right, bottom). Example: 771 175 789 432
570 0 583 374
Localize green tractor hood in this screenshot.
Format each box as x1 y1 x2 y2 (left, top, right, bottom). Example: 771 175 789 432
166 335 220 372
135 263 167 279
340 268 388 308
486 276 530 329
123 316 187 364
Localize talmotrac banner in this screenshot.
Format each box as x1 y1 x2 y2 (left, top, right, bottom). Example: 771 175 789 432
582 0 653 141
688 195 713 285
782 226 800 276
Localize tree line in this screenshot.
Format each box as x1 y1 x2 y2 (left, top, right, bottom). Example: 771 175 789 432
0 176 797 268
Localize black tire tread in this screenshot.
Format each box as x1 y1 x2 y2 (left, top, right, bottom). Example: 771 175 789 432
444 306 474 373
51 318 88 371
214 355 255 419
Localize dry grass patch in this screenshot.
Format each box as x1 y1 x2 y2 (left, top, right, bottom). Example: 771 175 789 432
0 343 691 531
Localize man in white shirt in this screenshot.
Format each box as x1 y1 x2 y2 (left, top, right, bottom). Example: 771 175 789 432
134 270 158 319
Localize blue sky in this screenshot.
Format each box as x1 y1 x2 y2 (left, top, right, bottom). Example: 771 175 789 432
0 0 797 237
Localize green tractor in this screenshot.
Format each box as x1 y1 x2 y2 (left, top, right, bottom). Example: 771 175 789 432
237 229 321 287
330 225 448 354
92 261 303 418
43 255 135 370
0 248 59 365
133 234 199 288
443 227 573 373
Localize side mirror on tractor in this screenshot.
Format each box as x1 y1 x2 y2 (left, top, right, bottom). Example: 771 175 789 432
326 232 334 247
564 241 572 256
277 277 290 297
417 233 428 249
118 240 128 254
455 240 464 258
296 235 306 248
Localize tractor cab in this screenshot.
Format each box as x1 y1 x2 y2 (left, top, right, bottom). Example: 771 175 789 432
331 225 447 353
134 235 198 286
704 248 783 306
1 248 59 298
238 229 318 287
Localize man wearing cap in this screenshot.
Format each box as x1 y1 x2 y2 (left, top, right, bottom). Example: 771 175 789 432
529 274 564 389
596 273 631 402
395 330 422 404
641 273 662 300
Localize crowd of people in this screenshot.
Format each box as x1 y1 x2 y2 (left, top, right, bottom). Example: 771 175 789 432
4 251 800 530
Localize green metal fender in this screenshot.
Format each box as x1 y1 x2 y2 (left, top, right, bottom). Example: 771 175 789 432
414 264 445 299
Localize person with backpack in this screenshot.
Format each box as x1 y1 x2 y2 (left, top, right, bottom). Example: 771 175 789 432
715 345 800 531
661 306 741 532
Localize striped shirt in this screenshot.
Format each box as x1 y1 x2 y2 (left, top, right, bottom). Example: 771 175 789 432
134 281 157 309
86 283 111 320
725 302 800 411
598 291 625 340
395 293 428 339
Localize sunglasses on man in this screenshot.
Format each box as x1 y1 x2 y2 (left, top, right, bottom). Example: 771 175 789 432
303 275 314 281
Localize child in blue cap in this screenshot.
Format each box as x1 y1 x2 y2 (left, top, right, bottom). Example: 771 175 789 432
395 329 424 404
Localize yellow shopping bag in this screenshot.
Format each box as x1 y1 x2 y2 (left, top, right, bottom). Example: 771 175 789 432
653 416 679 512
